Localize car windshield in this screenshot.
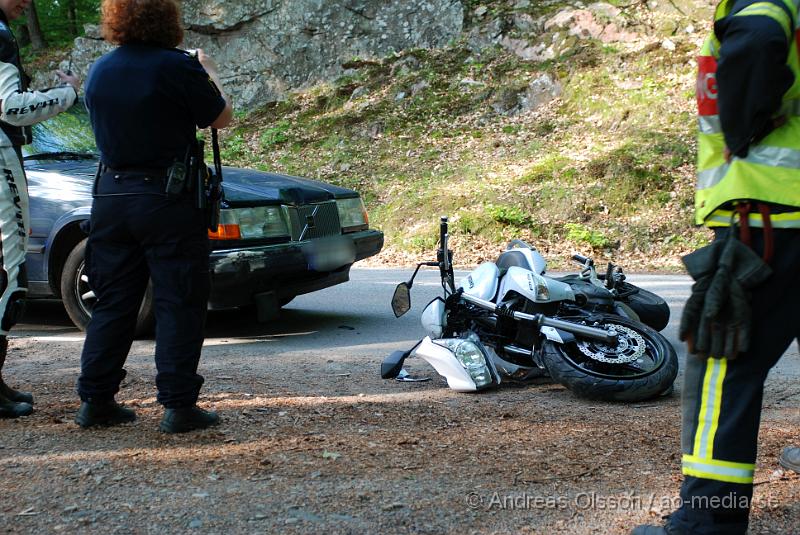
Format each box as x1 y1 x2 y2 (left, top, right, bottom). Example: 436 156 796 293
23 100 98 158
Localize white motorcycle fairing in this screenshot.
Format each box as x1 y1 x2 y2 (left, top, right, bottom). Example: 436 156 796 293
458 262 499 300
497 266 576 304
421 297 447 339
412 337 498 392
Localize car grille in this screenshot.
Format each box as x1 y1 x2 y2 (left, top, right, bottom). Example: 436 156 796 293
286 201 342 241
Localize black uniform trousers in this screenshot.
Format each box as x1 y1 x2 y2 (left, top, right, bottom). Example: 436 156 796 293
77 172 210 408
671 227 800 534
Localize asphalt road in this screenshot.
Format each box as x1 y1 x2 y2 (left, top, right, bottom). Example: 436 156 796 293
14 268 799 379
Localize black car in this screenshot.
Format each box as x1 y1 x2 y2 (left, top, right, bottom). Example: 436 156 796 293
22 105 383 333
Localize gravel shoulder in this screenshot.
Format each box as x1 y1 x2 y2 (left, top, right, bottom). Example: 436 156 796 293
0 297 798 535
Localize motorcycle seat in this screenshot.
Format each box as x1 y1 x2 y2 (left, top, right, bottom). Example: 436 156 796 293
496 250 536 273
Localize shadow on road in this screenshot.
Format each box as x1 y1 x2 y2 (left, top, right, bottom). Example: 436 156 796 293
18 297 420 351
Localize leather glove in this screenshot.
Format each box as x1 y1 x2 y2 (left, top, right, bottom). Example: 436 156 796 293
679 274 711 354
696 276 751 358
679 233 772 360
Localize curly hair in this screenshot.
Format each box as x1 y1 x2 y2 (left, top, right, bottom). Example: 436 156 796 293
101 0 184 48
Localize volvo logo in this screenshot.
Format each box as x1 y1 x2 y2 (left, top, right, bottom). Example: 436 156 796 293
298 206 320 241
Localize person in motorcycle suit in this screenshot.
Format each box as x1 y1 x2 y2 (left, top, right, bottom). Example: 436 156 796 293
0 0 79 418
634 0 800 533
74 0 232 433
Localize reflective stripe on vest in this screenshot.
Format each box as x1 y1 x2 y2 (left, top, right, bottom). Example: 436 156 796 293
735 2 793 38
705 208 800 227
699 142 800 189
695 0 800 225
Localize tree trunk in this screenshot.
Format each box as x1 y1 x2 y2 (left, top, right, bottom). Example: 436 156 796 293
16 23 30 48
25 1 47 50
66 0 78 37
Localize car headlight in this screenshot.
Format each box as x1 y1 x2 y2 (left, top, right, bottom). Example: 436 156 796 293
434 338 493 388
208 206 290 240
336 197 368 230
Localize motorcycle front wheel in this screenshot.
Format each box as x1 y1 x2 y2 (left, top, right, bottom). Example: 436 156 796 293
541 314 678 402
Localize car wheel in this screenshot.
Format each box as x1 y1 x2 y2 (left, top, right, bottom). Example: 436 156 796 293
60 238 155 336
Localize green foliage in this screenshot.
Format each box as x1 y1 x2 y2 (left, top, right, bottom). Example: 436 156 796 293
405 233 438 253
259 121 291 149
220 131 248 161
565 223 614 250
15 0 100 52
486 204 530 226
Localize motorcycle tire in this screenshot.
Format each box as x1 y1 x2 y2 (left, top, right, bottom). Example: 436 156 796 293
541 314 678 402
617 282 670 332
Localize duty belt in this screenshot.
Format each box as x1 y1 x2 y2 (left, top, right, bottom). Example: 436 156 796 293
93 164 171 198
100 165 169 179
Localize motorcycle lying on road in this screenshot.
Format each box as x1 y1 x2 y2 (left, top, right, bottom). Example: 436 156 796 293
382 217 678 401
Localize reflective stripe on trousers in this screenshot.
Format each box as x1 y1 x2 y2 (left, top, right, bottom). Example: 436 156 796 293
682 358 755 484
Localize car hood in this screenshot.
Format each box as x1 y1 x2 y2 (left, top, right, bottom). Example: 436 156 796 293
24 160 358 206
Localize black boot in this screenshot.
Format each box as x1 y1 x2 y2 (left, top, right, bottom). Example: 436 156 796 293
0 336 33 405
631 517 684 535
779 446 800 472
75 400 137 428
160 405 219 433
0 391 33 418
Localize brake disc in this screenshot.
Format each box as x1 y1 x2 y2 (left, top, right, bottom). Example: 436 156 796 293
575 324 646 364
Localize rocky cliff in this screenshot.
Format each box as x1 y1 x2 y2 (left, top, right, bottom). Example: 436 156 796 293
55 0 464 110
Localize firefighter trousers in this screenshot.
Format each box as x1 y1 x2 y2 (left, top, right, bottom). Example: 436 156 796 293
671 227 800 534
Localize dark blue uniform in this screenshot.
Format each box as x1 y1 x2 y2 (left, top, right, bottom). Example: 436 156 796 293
77 44 225 408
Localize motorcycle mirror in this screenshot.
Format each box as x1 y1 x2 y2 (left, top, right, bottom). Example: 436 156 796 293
391 282 412 317
381 350 410 379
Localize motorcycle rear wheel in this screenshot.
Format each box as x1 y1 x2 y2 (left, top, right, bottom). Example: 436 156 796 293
541 314 678 401
618 282 670 332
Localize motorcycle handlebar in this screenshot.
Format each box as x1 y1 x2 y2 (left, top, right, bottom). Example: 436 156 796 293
459 293 618 345
572 253 593 266
438 216 455 292
440 217 450 273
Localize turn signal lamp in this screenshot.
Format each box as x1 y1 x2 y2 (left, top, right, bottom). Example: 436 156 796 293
208 207 290 241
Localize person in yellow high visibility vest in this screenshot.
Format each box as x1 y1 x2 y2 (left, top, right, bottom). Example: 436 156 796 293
634 0 800 534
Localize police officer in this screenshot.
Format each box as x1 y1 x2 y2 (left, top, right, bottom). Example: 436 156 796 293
75 0 232 433
634 0 800 533
0 0 78 418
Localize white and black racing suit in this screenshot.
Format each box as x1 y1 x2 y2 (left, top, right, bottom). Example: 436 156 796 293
0 19 76 335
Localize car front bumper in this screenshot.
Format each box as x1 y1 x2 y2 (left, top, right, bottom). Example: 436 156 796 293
207 229 383 309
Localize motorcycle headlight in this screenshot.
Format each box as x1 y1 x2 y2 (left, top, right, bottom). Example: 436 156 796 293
336 197 369 231
434 338 493 388
208 206 290 240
